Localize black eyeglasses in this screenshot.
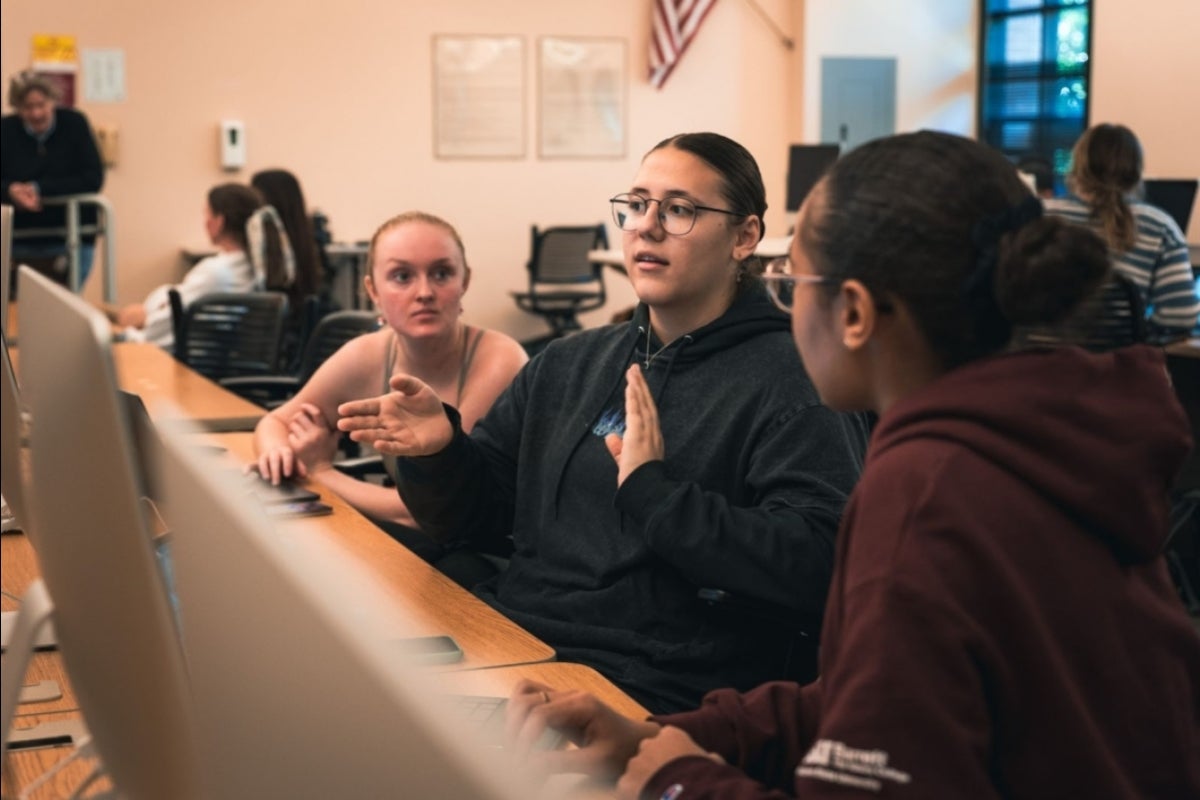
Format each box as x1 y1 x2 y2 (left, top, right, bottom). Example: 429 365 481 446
609 192 748 236
762 256 829 312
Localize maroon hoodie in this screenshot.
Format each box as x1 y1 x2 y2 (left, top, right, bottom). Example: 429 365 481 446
645 346 1200 799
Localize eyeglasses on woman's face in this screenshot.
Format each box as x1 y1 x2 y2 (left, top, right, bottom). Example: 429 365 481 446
609 192 748 236
762 256 829 312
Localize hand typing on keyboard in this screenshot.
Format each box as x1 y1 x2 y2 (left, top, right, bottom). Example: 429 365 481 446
503 680 661 781
446 694 562 753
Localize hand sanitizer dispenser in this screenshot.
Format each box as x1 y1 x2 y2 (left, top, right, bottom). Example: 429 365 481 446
220 120 246 171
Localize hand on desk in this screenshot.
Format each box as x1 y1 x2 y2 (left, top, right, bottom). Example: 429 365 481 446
254 410 314 484
286 403 339 474
505 679 662 789
336 374 453 456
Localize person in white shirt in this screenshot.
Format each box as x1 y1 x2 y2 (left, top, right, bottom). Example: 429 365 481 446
113 183 283 348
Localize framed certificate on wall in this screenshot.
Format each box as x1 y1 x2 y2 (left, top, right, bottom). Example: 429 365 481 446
433 34 525 159
538 37 626 159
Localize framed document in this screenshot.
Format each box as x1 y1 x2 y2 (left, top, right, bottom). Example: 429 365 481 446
433 34 525 159
538 37 626 159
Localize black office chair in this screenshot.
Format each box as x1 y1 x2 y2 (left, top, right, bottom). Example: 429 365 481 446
220 309 382 408
511 224 609 341
1012 272 1147 352
169 289 288 384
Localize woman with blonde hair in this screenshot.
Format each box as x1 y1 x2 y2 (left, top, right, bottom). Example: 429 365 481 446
253 211 528 583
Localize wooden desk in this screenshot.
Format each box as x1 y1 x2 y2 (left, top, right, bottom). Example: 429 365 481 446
589 234 792 268
1165 337 1200 359
3 535 80 714
2 711 111 799
203 432 555 670
2 533 99 799
8 322 264 432
111 342 264 431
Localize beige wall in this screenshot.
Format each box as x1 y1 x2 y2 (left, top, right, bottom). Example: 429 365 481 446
3 0 1197 336
799 0 1200 241
800 0 979 141
0 0 795 338
1091 0 1200 241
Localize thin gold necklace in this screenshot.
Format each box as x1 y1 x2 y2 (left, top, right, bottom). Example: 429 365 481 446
643 325 671 368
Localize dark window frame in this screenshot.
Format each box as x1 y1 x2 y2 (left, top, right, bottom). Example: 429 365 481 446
977 0 1093 193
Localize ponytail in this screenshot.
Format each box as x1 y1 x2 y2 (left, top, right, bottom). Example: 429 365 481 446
246 205 296 291
995 215 1111 327
807 131 1113 369
1067 123 1143 252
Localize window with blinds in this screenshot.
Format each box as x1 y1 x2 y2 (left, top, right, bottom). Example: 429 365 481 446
978 0 1092 193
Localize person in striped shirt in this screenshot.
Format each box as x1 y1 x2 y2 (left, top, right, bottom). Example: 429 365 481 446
1043 123 1199 341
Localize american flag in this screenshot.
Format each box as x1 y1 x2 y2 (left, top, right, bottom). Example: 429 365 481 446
649 0 719 89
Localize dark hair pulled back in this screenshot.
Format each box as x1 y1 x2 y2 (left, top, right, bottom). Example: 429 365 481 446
803 130 1110 369
650 132 767 279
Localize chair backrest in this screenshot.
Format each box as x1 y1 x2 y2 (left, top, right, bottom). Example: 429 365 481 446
297 309 383 385
172 290 288 381
527 224 608 286
1013 272 1147 352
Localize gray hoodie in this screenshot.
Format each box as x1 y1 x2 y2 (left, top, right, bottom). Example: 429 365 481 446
395 284 867 712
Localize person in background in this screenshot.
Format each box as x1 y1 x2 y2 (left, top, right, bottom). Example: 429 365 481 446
112 183 277 349
1015 152 1055 199
1 70 104 288
337 132 868 714
251 168 323 308
253 211 528 587
249 168 324 369
1043 123 1200 340
503 131 1200 799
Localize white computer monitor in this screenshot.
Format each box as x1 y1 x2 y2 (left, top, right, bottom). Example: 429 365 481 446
155 420 537 799
16 267 202 798
1 330 28 529
2 204 12 337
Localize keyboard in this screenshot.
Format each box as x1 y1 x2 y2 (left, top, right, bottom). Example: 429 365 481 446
444 695 564 750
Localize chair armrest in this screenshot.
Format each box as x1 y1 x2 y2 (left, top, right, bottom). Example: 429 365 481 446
218 375 301 409
333 455 389 480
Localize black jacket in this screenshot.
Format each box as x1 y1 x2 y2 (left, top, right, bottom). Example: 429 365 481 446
1 107 105 244
396 285 867 712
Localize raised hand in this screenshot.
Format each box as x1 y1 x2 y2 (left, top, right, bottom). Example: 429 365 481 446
336 374 453 456
604 364 664 487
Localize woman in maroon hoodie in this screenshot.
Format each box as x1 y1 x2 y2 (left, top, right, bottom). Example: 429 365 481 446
504 131 1200 799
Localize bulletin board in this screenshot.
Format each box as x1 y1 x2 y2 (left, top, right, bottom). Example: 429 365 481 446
538 37 626 159
432 34 525 159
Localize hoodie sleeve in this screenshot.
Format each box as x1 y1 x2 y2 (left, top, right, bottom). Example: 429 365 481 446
635 580 1003 799
640 680 822 798
614 403 862 617
393 361 529 553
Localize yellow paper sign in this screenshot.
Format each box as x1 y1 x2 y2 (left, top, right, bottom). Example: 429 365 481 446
32 34 78 64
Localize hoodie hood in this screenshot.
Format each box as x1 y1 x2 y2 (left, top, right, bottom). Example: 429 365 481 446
871 346 1191 562
628 282 790 368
